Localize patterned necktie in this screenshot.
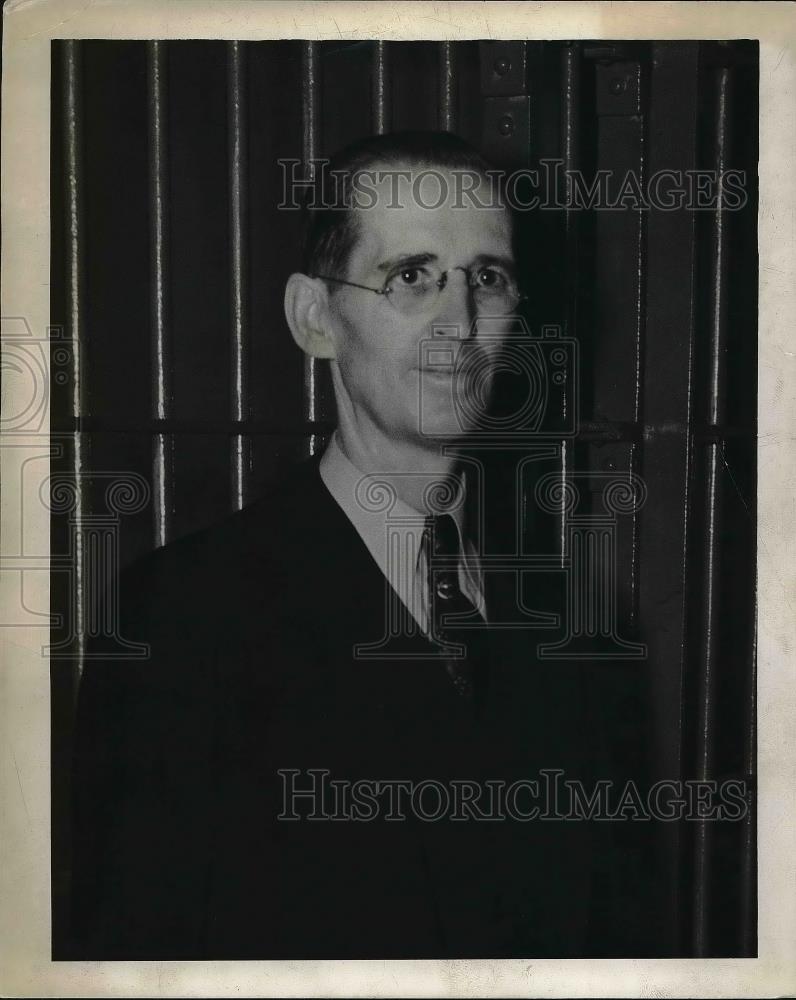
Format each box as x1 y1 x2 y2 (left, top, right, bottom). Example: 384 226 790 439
424 513 487 700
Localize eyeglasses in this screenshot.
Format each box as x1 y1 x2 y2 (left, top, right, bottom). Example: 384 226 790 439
312 262 526 317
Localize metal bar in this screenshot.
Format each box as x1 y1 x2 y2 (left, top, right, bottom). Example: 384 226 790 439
438 41 456 131
62 40 86 675
50 420 336 437
372 40 391 135
301 41 321 457
590 58 645 635
49 415 754 443
739 597 757 954
560 42 580 564
146 41 174 546
693 64 733 957
628 211 646 634
228 40 250 511
638 41 700 955
561 43 580 335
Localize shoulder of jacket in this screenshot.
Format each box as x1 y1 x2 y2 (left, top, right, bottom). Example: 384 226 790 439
121 455 326 586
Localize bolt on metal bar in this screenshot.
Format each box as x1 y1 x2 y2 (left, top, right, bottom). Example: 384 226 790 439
372 41 391 135
228 40 251 511
438 41 456 132
693 64 733 957
146 41 175 547
62 40 87 675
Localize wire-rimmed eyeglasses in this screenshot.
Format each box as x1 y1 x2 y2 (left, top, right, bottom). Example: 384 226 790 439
312 262 526 317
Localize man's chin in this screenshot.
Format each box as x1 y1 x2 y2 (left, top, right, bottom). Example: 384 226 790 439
411 413 480 444
415 378 492 442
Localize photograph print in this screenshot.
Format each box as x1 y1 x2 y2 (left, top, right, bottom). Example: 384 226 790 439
46 36 758 961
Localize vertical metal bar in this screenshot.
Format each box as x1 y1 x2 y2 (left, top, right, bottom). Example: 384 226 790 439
640 41 700 955
740 600 757 954
560 43 580 564
147 41 174 546
693 65 733 957
589 56 645 657
438 41 456 132
561 44 580 331
228 40 250 511
629 99 647 636
301 41 321 456
62 40 86 675
372 40 391 135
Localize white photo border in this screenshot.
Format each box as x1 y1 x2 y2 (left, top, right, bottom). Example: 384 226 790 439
1 2 793 996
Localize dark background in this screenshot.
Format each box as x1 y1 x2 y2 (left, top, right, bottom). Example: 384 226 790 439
50 39 758 957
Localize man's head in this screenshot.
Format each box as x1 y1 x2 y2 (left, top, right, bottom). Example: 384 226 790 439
284 131 520 470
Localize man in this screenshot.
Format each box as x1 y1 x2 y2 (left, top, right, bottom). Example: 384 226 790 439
69 132 651 959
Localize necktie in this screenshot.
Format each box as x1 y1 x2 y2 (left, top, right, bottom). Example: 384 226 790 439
424 513 487 700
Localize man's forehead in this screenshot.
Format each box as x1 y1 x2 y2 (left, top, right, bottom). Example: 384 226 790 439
349 165 512 267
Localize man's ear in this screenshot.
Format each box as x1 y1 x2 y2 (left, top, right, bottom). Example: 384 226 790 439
284 273 337 359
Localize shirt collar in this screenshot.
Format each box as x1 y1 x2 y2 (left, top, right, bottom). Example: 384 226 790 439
319 433 469 570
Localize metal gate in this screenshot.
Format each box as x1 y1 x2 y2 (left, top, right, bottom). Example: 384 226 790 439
50 38 758 957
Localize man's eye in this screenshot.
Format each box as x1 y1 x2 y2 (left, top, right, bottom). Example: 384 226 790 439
475 267 508 289
393 267 426 287
386 266 434 295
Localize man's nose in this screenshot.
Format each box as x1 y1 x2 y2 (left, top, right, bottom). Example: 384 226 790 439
431 269 476 340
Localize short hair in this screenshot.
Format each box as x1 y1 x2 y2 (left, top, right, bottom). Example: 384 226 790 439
302 130 505 287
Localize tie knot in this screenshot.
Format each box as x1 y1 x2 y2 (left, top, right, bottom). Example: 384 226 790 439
425 512 461 558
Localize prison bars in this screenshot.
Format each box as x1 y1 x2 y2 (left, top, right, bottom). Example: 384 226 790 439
54 39 756 956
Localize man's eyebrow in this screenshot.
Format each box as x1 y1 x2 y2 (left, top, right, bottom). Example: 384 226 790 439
474 253 517 273
376 252 438 273
375 252 516 273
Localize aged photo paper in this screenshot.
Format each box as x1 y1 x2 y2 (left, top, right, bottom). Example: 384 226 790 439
1 1 794 996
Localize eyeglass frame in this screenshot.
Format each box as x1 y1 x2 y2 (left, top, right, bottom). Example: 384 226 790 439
310 263 527 314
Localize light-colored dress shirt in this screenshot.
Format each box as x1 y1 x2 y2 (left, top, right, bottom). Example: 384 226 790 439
319 433 486 636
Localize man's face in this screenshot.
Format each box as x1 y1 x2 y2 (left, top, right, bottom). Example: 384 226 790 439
324 164 517 452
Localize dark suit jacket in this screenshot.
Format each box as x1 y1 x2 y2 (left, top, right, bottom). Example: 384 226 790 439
68 454 654 959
